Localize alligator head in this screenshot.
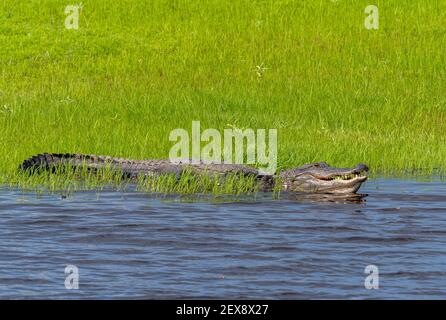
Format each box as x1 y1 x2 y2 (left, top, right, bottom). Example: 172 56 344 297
279 162 369 194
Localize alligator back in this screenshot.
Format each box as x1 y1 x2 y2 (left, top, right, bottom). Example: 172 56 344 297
20 153 263 179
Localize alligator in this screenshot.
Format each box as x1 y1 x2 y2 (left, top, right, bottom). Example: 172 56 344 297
20 153 369 194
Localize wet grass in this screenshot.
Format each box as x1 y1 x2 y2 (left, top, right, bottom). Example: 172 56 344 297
6 164 262 196
1 0 446 193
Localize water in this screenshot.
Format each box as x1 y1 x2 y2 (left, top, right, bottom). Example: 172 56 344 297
1 178 446 299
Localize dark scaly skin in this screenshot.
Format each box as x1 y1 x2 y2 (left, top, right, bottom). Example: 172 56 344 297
20 153 369 194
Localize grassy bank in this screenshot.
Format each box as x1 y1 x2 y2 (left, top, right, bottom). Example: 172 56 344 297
1 0 446 190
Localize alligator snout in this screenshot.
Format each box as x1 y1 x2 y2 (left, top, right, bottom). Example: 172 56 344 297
354 163 369 174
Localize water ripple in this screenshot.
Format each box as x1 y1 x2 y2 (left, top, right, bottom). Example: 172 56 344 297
1 178 446 299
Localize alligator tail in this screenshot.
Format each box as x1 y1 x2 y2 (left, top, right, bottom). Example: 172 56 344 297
19 153 107 172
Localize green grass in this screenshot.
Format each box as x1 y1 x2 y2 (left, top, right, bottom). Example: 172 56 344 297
8 164 263 196
1 0 446 192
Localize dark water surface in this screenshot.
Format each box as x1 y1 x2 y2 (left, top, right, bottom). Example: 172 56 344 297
1 178 446 299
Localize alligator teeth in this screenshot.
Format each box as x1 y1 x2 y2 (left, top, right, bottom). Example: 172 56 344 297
331 174 362 180
330 173 364 181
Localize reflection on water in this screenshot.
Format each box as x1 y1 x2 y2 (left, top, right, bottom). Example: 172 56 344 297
281 192 367 203
1 178 446 299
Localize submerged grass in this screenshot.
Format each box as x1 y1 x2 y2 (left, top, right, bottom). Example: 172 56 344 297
7 164 262 196
136 170 261 195
1 0 446 193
